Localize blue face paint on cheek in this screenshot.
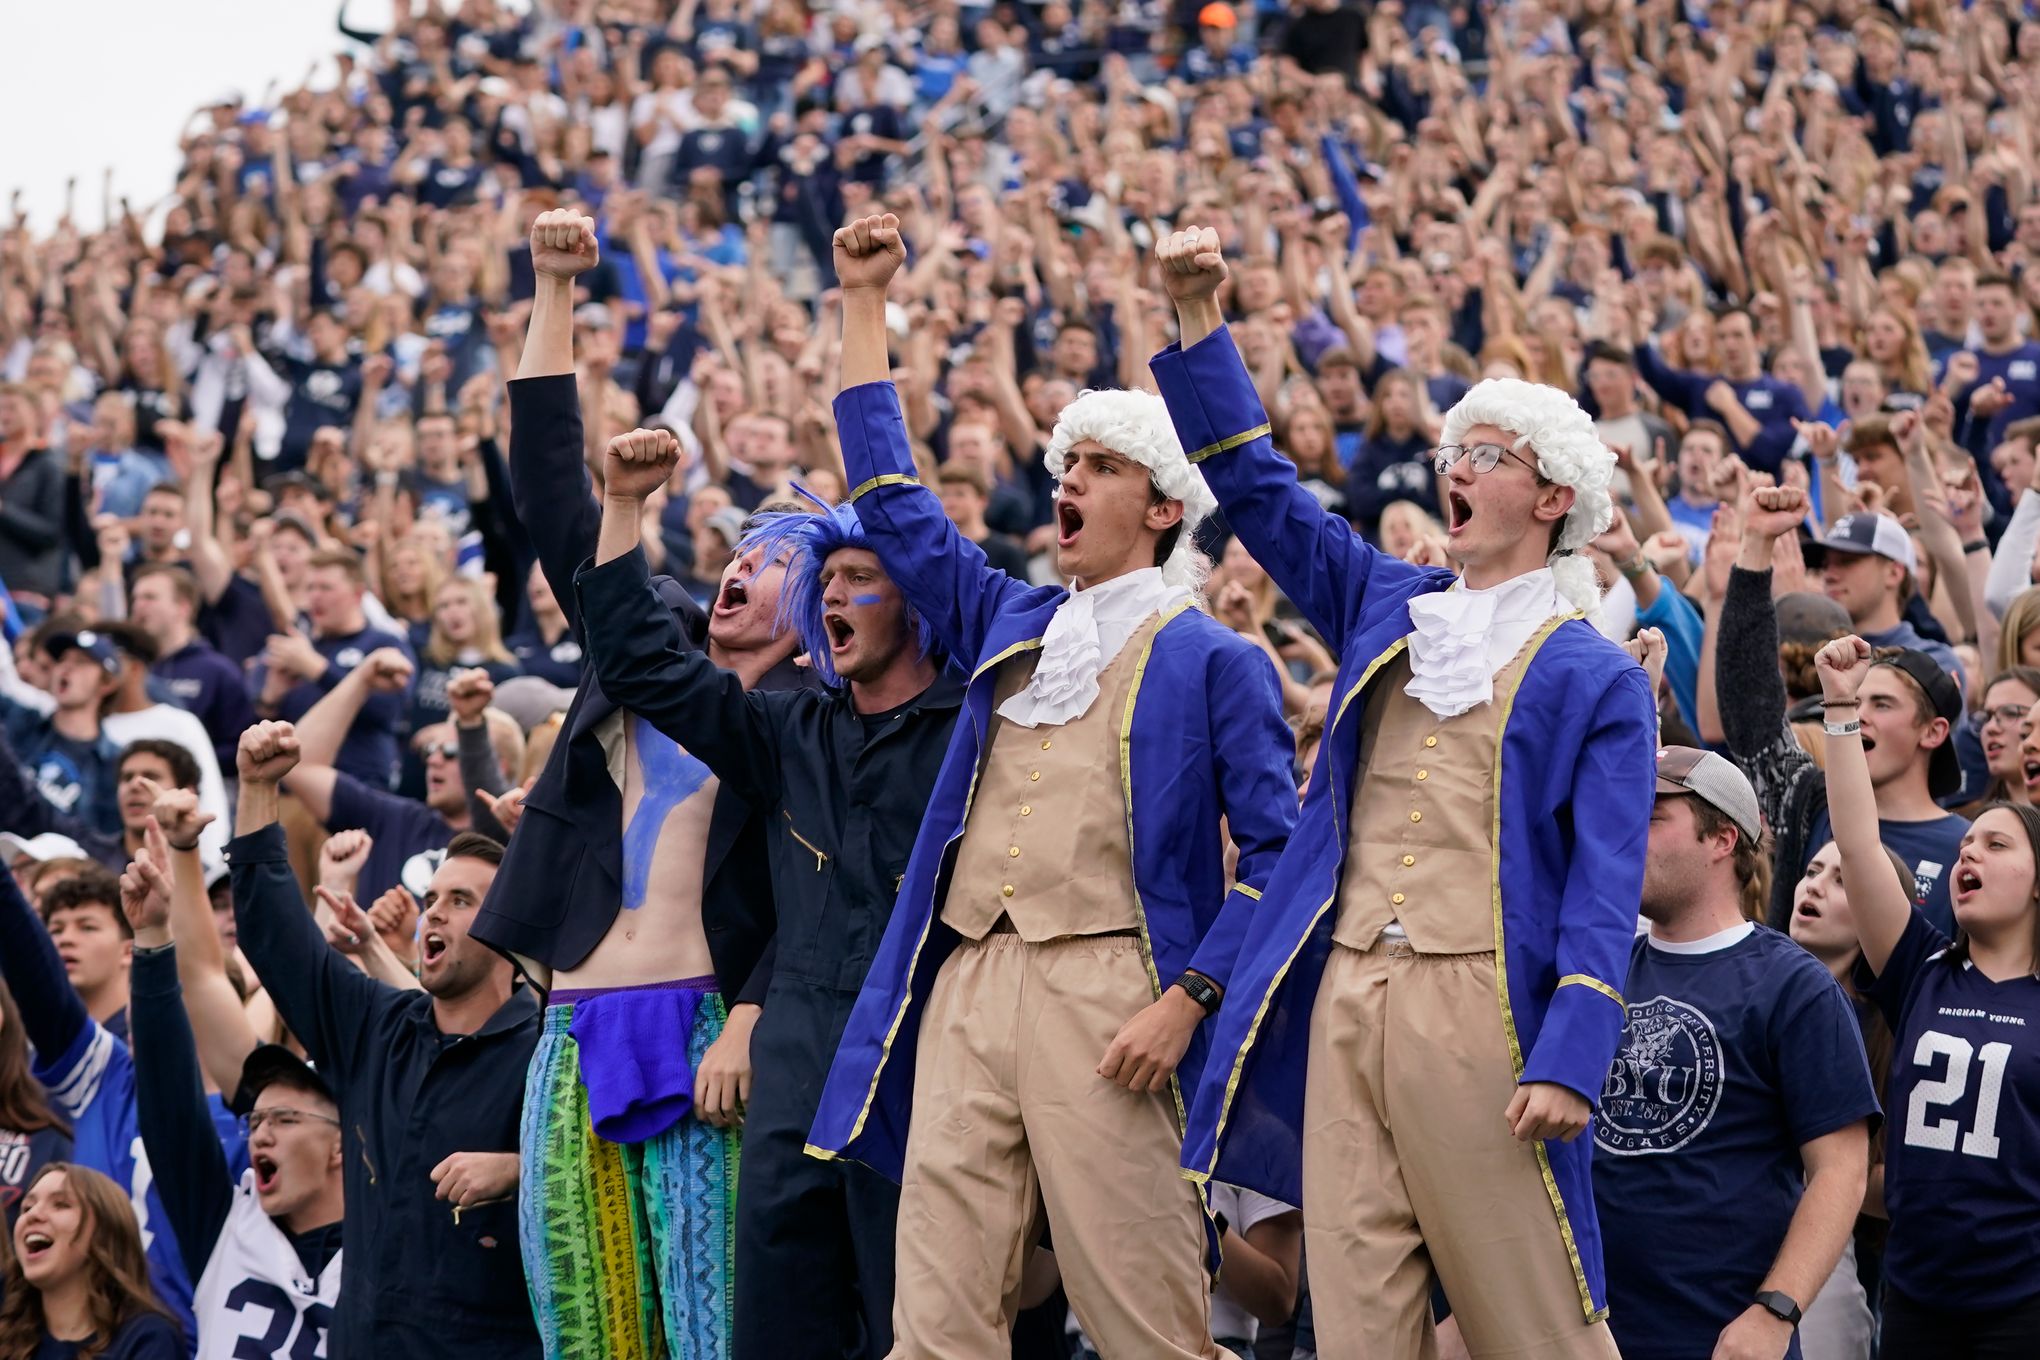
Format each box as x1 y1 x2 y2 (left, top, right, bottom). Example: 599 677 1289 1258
851 594 883 606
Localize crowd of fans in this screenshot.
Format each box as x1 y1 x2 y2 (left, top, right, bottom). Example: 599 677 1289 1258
0 0 2038 1356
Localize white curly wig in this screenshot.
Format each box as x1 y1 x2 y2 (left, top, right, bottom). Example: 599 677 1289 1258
1044 388 1218 594
1440 377 1616 614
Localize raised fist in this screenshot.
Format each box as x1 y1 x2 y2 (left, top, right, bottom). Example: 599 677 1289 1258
832 212 907 292
150 786 216 852
238 720 302 786
1155 226 1228 303
531 208 600 280
1741 483 1809 543
602 427 683 502
447 668 494 725
361 648 415 693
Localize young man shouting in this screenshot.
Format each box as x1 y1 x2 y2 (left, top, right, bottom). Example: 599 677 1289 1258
1153 227 1657 1357
805 214 1297 1358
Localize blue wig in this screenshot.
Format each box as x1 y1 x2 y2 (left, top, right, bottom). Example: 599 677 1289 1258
735 484 936 687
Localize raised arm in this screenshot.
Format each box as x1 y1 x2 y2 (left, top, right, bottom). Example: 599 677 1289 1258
581 438 785 805
147 789 260 1097
282 647 415 823
118 836 234 1283
231 722 391 1075
1812 637 1918 977
833 213 1034 672
1150 227 1434 654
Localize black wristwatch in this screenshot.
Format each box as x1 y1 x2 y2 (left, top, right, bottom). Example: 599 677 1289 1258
1175 971 1222 1017
1754 1290 1802 1327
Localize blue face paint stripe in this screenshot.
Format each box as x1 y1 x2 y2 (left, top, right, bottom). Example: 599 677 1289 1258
851 594 883 606
619 714 714 911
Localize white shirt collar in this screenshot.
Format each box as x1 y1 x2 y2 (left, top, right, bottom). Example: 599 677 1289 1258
1645 921 1756 955
996 568 1187 729
1403 568 1566 719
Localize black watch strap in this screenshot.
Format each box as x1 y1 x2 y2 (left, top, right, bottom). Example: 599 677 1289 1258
1175 972 1222 1016
1754 1290 1802 1327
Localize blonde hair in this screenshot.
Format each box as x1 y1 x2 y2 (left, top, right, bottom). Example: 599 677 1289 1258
425 576 513 668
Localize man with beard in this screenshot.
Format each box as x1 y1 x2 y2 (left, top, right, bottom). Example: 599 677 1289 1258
470 209 814 1360
582 424 961 1360
806 214 1297 1358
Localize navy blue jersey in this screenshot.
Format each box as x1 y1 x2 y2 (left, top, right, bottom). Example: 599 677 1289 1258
1804 808 1968 939
327 772 454 904
504 627 583 689
1870 910 2040 1309
1595 925 1880 1360
249 625 414 787
1967 342 2040 450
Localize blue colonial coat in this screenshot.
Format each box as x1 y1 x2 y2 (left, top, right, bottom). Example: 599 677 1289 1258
805 382 1300 1185
1151 330 1656 1322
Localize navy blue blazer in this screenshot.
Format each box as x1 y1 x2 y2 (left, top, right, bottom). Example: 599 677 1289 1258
469 374 814 1003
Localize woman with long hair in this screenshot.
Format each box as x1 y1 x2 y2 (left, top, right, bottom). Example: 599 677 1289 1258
0 985 70 1229
376 535 448 653
0 1164 180 1358
1994 587 2040 674
1274 402 1344 516
1862 308 1933 407
1960 668 2040 815
1818 636 2040 1357
402 577 523 794
1346 368 1440 539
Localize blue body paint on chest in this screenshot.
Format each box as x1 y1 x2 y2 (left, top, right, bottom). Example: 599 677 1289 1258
620 714 713 910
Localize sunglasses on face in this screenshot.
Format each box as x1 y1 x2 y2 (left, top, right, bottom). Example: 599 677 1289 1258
420 742 459 761
1433 442 1538 476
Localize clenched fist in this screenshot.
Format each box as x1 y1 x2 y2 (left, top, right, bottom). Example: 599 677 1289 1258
360 647 415 693
1155 225 1229 302
238 721 302 786
446 668 495 726
531 208 599 281
603 428 683 502
832 212 907 293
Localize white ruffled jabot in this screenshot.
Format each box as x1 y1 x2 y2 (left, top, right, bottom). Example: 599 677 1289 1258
997 568 1189 728
1405 568 1566 718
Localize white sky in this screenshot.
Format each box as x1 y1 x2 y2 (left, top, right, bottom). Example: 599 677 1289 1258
6 1 401 232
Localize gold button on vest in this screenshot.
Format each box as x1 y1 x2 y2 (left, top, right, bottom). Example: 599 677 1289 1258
942 614 1164 941
1334 649 1530 954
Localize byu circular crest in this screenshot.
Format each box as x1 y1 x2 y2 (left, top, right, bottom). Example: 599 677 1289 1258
1594 995 1724 1155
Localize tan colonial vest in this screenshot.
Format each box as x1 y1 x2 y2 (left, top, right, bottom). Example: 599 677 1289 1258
1333 644 1534 954
942 613 1166 941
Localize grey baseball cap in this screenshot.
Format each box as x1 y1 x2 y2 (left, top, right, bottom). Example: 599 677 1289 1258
1654 745 1763 843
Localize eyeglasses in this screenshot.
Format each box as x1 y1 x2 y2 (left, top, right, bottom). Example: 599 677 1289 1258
242 1107 341 1137
1434 442 1538 476
1982 703 2033 728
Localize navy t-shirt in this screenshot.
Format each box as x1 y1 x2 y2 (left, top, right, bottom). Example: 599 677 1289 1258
327 772 454 904
197 575 273 669
504 627 584 689
250 625 414 788
29 1313 183 1360
1803 809 1968 938
1595 926 1880 1360
1868 910 2040 1309
153 640 255 771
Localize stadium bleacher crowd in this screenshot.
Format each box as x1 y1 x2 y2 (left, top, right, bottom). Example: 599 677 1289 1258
2 0 2039 1357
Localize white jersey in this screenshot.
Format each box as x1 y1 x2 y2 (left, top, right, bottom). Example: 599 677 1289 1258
191 1169 343 1360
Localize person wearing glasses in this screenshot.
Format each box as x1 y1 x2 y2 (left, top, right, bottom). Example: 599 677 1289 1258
1151 228 1657 1357
119 784 345 1360
1955 668 2040 815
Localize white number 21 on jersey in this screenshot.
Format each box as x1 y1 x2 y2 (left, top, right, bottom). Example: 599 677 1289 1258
1904 1032 2012 1159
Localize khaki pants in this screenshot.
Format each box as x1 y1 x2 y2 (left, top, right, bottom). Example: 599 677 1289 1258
1302 942 1619 1360
889 931 1217 1359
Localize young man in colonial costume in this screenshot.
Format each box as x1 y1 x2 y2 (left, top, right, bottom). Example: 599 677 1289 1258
1153 227 1656 1359
807 214 1298 1358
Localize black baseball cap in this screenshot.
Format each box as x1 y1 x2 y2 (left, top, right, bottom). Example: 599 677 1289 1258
230 1043 336 1117
44 629 123 677
1872 649 1964 800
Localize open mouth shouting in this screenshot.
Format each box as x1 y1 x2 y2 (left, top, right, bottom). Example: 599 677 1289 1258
253 1153 282 1196
19 1230 54 1265
1445 489 1473 536
1056 500 1085 549
1954 864 1985 901
714 576 751 618
824 612 857 658
2024 757 2040 792
421 931 449 968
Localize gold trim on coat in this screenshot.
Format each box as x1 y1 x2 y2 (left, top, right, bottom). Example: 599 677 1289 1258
1186 424 1273 464
848 472 921 504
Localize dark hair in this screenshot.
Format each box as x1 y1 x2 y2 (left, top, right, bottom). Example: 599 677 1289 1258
0 982 69 1138
1977 271 2017 293
1948 802 2040 974
1690 799 1772 923
0 1163 179 1359
444 831 505 869
118 739 200 793
39 869 130 940
96 621 157 667
1582 339 1635 369
141 480 185 503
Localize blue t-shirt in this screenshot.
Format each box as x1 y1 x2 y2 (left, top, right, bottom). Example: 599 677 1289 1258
1803 809 1968 938
1967 341 2040 450
328 771 454 904
30 1312 184 1360
153 640 256 772
1868 910 2040 1309
1595 926 1880 1360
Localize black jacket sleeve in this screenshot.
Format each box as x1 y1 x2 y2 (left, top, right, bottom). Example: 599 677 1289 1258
575 546 787 805
129 945 234 1282
507 375 600 633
